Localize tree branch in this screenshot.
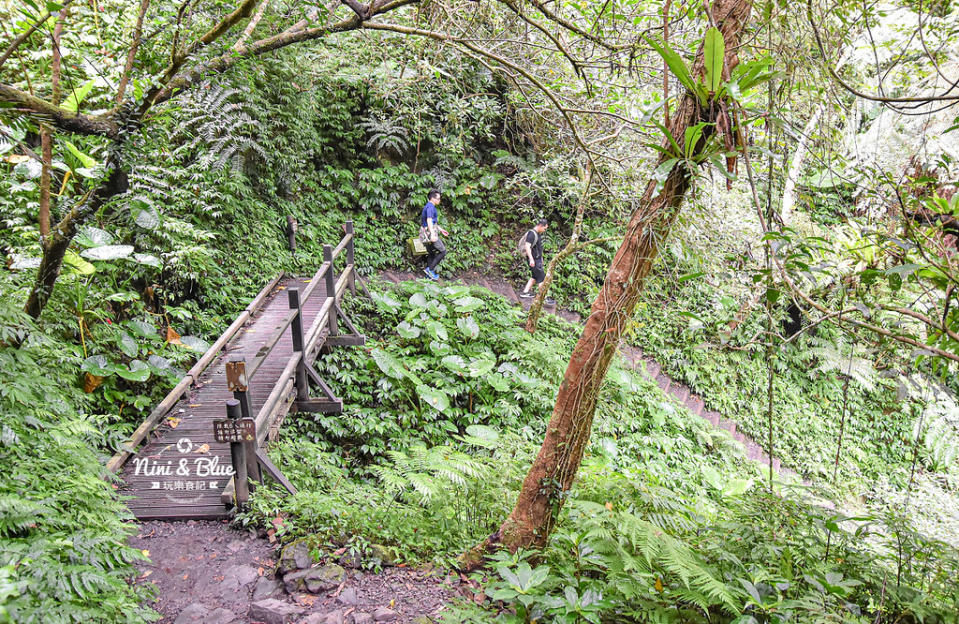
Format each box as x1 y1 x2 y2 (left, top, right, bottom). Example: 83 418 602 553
0 84 117 136
116 0 152 105
0 0 76 71
232 0 269 51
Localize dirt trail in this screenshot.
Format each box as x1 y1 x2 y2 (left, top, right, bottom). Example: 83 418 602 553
131 520 460 623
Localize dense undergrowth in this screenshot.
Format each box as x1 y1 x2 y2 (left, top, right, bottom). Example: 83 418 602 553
244 280 959 623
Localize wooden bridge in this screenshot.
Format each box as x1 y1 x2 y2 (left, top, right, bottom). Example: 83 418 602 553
108 223 366 520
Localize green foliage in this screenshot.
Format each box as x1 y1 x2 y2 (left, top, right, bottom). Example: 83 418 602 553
0 297 155 623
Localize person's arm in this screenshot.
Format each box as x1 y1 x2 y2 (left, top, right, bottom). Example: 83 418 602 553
426 216 437 240
525 233 535 266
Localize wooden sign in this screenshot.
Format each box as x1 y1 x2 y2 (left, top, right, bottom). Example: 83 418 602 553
213 418 256 443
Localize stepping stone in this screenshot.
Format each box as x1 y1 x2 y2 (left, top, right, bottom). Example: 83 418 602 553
704 411 721 426
672 385 689 402
718 419 737 435
655 374 671 392
687 396 704 416
644 361 660 378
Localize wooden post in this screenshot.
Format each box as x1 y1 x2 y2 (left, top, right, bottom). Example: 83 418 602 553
226 399 249 505
345 220 356 294
288 287 309 401
323 244 338 337
226 356 259 482
286 215 297 253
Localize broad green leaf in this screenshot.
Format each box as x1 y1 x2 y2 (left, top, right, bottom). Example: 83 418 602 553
416 384 449 413
371 348 405 378
75 226 114 248
81 245 134 261
703 27 725 94
371 291 402 312
409 292 429 308
426 320 448 342
63 250 95 275
133 253 161 267
62 79 96 113
429 341 451 356
643 34 698 95
453 296 485 313
467 356 495 378
118 332 138 358
396 321 421 339
81 355 114 377
456 316 479 340
116 360 151 382
179 336 210 352
63 140 97 169
441 355 468 375
127 319 155 337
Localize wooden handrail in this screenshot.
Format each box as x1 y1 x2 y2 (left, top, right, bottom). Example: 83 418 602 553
106 272 286 473
245 229 352 381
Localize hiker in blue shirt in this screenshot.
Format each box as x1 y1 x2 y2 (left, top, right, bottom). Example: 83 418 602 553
420 189 448 280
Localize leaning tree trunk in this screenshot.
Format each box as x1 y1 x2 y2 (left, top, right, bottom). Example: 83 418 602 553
463 0 753 564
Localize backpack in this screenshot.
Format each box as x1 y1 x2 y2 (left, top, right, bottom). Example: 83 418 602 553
517 229 538 257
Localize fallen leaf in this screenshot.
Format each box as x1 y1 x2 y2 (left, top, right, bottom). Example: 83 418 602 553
182 573 189 580
189 403 202 407
197 443 210 453
3 154 30 164
605 501 613 511
138 570 153 579
141 549 150 557
296 594 316 607
167 417 180 429
165 326 182 345
654 577 664 592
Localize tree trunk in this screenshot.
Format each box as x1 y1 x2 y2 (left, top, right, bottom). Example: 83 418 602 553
464 0 753 564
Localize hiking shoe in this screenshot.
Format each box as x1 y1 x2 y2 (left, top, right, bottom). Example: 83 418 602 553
519 291 534 299
423 267 437 280
430 270 440 280
545 298 557 306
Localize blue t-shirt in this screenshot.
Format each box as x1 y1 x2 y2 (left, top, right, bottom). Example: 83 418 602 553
421 201 438 227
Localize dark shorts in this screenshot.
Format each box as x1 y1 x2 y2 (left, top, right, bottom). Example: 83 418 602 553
529 259 545 284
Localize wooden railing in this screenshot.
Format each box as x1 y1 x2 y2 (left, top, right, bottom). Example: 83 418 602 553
107 221 360 477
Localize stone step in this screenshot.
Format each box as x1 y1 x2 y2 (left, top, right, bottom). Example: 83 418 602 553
656 374 671 393
687 396 704 416
704 411 721 427
671 385 689 403
644 360 660 379
718 419 737 435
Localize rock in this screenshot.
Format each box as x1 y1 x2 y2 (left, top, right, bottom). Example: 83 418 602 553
350 613 373 624
253 576 284 600
301 612 344 624
221 564 259 591
336 586 360 606
367 545 396 567
372 607 398 622
208 607 239 624
174 603 208 624
249 598 305 624
278 539 315 575
339 550 362 569
227 539 246 553
283 564 347 594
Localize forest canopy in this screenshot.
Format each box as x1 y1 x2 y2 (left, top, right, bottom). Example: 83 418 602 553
2 0 959 622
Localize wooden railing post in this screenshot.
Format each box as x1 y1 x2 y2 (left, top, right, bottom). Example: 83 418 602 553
288 287 309 401
226 356 260 482
226 399 249 505
323 244 339 338
345 220 356 294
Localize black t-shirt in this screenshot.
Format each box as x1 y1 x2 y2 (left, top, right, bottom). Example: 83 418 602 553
525 229 543 262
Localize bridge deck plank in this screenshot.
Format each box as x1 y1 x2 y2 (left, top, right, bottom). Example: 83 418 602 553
119 277 329 520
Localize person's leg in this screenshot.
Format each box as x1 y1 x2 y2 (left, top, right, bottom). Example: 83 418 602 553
428 238 447 271
424 245 437 277
521 277 536 295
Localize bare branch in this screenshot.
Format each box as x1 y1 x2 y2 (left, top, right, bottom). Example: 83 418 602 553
233 0 269 51
116 0 152 105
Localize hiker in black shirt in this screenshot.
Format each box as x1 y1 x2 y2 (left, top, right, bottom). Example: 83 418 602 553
519 219 550 302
